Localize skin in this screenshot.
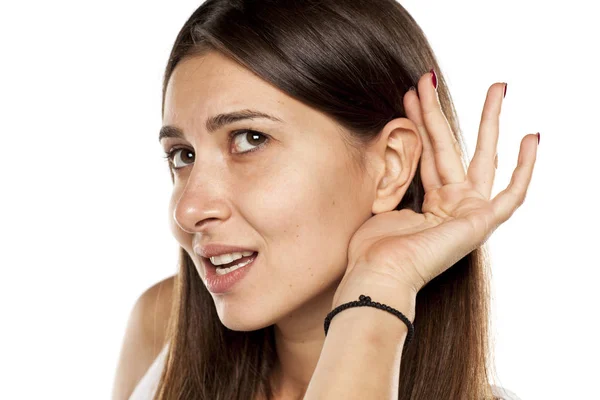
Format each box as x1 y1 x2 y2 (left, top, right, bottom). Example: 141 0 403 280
161 51 421 399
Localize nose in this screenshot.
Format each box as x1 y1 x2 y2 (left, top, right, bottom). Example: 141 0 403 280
171 166 232 234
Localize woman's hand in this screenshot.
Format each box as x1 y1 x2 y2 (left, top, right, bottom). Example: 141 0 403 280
332 72 538 310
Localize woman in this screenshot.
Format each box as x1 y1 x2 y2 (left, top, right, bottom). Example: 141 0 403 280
113 0 536 399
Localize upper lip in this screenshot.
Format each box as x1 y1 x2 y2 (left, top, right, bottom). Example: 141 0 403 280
194 243 257 259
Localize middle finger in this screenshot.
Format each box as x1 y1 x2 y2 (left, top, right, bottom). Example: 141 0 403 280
418 70 466 184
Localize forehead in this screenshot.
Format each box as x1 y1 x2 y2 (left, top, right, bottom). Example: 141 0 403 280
162 51 343 138
164 52 288 124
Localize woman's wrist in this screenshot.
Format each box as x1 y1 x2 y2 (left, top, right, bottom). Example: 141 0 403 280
328 286 417 346
326 301 414 345
307 294 413 399
332 279 418 322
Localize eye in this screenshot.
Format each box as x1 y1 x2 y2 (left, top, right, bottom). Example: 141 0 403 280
231 129 269 154
163 147 195 170
162 129 270 171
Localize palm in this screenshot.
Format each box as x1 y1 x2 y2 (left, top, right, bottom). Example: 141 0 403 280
343 76 538 296
422 181 495 238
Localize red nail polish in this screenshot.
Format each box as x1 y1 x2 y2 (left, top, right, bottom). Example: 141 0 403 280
430 68 437 90
537 132 540 144
503 83 508 98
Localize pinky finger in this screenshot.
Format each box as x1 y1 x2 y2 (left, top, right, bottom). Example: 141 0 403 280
491 133 539 224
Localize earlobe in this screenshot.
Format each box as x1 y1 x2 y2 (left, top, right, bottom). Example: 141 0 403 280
371 119 422 214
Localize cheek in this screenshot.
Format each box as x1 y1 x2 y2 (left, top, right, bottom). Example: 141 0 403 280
242 164 328 234
246 162 358 271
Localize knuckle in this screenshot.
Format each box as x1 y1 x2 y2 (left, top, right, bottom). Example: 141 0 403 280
422 107 437 118
519 191 528 206
452 138 461 153
514 189 527 207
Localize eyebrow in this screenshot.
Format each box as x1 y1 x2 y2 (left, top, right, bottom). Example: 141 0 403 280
158 109 284 142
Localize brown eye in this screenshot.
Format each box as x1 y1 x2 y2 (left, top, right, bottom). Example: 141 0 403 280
162 129 270 173
165 148 195 170
231 130 269 154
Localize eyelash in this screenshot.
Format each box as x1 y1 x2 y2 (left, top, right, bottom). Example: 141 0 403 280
162 129 270 171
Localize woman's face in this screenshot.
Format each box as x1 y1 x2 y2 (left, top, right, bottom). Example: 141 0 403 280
162 52 376 330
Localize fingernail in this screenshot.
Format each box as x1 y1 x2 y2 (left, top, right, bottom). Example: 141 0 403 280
537 132 540 144
430 68 437 90
409 86 416 91
503 82 508 98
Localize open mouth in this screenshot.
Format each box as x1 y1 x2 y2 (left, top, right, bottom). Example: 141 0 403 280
207 252 259 276
210 252 258 268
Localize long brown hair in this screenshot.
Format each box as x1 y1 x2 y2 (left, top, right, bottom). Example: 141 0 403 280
155 1 503 399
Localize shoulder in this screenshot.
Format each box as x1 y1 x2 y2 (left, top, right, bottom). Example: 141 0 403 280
129 274 176 352
491 385 522 400
137 274 176 339
112 275 176 400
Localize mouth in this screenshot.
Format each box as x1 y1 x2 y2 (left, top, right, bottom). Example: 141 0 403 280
201 251 260 293
202 251 259 275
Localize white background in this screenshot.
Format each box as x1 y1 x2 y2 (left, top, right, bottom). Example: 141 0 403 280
0 1 597 399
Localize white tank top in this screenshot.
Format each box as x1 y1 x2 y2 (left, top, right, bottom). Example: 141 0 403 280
128 343 169 400
128 342 522 400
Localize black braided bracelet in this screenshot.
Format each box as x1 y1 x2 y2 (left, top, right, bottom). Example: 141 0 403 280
324 295 415 346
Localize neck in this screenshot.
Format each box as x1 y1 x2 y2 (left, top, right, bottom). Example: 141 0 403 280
270 281 339 399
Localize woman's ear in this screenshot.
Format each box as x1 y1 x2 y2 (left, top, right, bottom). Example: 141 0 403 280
369 118 422 214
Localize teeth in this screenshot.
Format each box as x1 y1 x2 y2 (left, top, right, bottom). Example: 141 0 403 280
210 251 254 266
215 257 255 275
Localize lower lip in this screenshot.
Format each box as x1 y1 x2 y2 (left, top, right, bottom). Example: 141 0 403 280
204 252 258 294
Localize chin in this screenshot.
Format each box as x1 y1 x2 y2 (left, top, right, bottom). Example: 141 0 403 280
215 309 276 332
219 318 273 332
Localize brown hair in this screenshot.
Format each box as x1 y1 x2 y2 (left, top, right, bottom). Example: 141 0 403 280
155 1 502 398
